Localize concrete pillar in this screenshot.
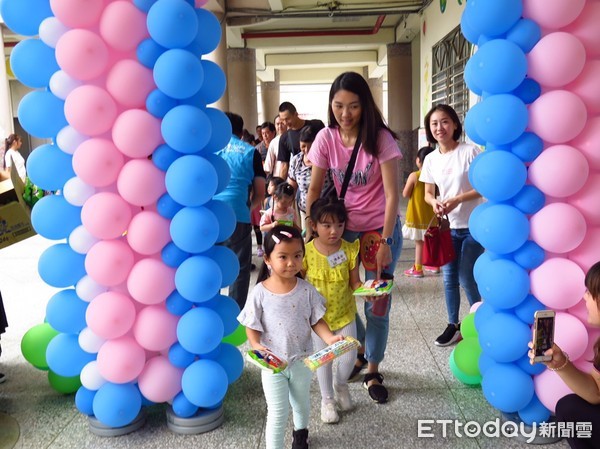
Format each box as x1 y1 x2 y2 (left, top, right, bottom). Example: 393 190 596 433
204 13 229 112
260 70 280 124
365 72 384 115
226 48 257 132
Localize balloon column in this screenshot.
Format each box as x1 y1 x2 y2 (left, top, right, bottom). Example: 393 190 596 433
3 0 246 430
461 0 600 426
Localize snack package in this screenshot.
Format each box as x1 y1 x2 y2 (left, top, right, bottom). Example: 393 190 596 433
246 349 288 373
352 278 394 296
304 336 361 371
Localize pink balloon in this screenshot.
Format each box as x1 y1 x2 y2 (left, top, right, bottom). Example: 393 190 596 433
527 32 586 88
72 138 124 187
106 60 155 109
534 369 573 413
531 257 586 310
50 0 104 28
132 306 179 351
127 258 175 305
86 291 137 340
570 117 600 170
569 227 600 273
55 30 109 81
81 192 133 240
470 302 482 313
195 0 209 6
99 1 149 52
523 0 585 29
64 86 118 136
565 2 600 58
569 173 600 226
554 312 588 361
528 90 587 144
97 336 146 383
112 110 162 158
530 203 586 253
567 299 588 325
568 60 600 115
528 145 589 198
85 240 135 287
117 159 166 207
138 356 183 403
127 211 171 256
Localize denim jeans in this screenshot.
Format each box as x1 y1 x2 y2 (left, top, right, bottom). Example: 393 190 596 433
261 361 312 449
442 228 484 325
221 222 252 309
343 216 403 364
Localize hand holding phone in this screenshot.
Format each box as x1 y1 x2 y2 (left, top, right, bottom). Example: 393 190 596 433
532 310 556 363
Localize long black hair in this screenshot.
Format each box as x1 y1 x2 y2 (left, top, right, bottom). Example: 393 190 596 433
256 225 305 283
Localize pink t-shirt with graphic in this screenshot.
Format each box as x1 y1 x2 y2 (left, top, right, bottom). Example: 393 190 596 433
309 127 402 232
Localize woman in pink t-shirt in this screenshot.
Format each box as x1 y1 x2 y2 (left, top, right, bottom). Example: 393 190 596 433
306 71 403 404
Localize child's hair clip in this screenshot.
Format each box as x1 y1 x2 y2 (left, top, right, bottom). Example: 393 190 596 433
272 234 281 244
280 231 292 238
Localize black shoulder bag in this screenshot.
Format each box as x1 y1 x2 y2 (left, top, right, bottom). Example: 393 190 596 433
338 132 362 202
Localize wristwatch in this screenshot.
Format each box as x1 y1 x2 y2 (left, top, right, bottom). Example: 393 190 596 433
380 237 394 245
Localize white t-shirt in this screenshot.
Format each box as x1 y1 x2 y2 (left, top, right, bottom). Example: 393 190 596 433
263 135 283 177
5 149 26 181
419 143 483 229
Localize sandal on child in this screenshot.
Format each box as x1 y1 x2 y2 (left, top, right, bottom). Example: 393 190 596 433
348 353 368 382
363 372 388 404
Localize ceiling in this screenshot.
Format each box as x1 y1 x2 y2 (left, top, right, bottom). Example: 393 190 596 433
210 0 431 83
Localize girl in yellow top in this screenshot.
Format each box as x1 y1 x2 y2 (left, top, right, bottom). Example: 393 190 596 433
303 198 362 424
402 146 437 277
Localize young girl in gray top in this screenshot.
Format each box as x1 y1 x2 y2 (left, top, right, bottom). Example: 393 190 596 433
238 225 341 449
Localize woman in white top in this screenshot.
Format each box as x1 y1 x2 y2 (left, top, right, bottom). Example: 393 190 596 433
4 133 26 182
419 104 484 348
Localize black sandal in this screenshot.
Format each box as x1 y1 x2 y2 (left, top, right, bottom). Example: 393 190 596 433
348 353 367 382
363 372 388 404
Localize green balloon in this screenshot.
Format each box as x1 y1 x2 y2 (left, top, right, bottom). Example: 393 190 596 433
449 349 482 386
48 370 81 394
222 324 247 346
453 337 482 376
21 323 60 370
461 312 477 338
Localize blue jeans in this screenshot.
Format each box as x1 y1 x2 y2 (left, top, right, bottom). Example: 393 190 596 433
221 222 252 309
344 216 403 364
442 228 484 325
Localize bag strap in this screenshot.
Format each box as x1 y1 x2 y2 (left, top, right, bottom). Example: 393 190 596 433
339 131 362 201
427 214 450 230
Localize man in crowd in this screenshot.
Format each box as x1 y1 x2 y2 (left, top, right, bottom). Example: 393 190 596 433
263 115 287 178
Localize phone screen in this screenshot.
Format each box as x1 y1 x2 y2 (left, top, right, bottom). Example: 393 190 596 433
534 315 555 358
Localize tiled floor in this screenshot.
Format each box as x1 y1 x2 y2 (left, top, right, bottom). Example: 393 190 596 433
0 210 569 448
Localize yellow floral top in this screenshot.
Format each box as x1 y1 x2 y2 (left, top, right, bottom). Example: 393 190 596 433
303 239 360 331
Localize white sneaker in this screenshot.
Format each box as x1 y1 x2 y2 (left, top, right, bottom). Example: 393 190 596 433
320 401 339 424
334 384 353 411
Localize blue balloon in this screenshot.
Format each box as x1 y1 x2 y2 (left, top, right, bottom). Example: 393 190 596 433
518 395 551 426
161 105 212 153
201 108 231 153
516 354 545 376
175 255 222 301
154 49 204 99
204 294 240 336
474 300 496 332
152 144 182 171
185 9 221 56
512 185 545 215
470 40 527 94
197 60 226 105
472 246 493 281
465 0 522 37
165 290 194 315
38 243 86 288
172 391 199 418
459 7 481 45
463 57 482 96
165 155 218 206
45 289 88 334
10 39 60 88
482 362 533 413
46 333 95 377
512 240 545 270
479 312 530 363
463 104 486 145
147 0 198 49
203 200 235 243
1 0 53 36
27 144 75 191
31 195 82 240
162 241 191 268
476 258 529 310
170 207 219 253
75 386 96 416
146 89 178 118
136 38 166 69
133 0 157 13
506 18 541 53
513 294 545 325
469 151 526 202
202 155 231 195
177 307 224 354
93 383 142 428
474 94 528 145
169 342 196 368
205 343 243 385
511 132 543 163
203 246 239 288
511 78 541 105
182 360 228 407
157 193 184 219
478 352 496 376
18 90 67 139
177 89 207 109
472 204 529 254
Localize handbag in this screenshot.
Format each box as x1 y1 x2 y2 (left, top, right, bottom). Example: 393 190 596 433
422 215 455 267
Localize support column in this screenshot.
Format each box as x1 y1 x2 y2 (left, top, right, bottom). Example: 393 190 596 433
205 13 229 112
363 67 383 114
260 70 280 124
226 48 257 132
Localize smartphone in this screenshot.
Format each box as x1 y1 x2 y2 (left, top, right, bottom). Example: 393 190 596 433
532 310 556 363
